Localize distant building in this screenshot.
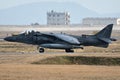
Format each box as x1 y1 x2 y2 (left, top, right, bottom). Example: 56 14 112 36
82 17 120 26
117 19 120 25
47 10 70 25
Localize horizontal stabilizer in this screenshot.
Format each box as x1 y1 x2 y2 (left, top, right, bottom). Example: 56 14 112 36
98 37 111 43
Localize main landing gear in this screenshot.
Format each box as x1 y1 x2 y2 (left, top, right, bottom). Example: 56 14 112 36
37 47 83 53
65 49 74 53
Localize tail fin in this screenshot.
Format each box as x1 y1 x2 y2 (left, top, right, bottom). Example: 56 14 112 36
95 24 113 38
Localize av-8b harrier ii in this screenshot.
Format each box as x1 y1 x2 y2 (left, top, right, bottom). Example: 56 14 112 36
4 24 116 53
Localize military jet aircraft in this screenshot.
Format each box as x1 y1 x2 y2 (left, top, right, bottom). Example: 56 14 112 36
4 24 116 53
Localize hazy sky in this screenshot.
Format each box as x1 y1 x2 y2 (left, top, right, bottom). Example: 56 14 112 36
0 0 120 14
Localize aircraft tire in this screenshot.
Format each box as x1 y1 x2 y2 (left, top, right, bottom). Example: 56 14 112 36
39 48 44 53
65 49 74 53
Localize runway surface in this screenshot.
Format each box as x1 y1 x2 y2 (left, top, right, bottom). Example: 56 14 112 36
0 52 120 80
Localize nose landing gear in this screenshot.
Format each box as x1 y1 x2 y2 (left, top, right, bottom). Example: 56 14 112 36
39 48 44 53
37 46 45 53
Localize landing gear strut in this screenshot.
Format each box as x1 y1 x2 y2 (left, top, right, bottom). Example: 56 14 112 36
65 49 74 53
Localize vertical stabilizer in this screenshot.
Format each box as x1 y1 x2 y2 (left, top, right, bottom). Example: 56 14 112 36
95 24 113 38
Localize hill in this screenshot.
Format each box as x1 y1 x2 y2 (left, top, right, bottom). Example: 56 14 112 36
0 2 99 25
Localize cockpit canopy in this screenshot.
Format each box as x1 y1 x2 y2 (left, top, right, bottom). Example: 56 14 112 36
21 30 37 35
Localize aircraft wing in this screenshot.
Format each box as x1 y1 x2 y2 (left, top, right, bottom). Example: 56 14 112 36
34 32 80 45
53 33 80 45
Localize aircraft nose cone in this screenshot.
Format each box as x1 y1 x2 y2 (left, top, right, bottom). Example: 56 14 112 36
4 37 16 41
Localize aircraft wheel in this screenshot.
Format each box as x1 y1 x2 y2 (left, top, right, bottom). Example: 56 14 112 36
39 48 44 53
80 47 84 49
65 49 74 53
